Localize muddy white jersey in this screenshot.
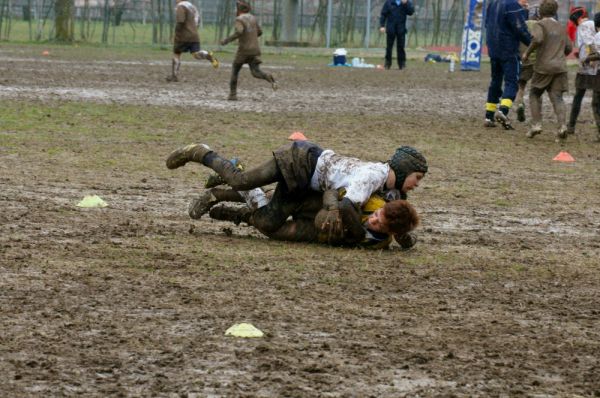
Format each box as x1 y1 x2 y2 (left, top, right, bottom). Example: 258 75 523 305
310 150 390 206
576 20 597 75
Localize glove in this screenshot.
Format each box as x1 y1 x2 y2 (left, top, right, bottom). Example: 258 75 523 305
315 208 344 244
394 232 417 250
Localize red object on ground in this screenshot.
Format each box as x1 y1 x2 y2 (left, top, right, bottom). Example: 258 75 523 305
288 131 307 141
553 151 575 162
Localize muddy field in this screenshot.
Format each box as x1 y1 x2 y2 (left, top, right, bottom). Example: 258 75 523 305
1 44 600 396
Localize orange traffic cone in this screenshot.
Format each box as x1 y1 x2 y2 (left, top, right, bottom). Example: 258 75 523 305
42 50 50 56
288 131 307 141
553 151 575 162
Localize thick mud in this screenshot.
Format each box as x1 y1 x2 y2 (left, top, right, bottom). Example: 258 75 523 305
1 46 599 396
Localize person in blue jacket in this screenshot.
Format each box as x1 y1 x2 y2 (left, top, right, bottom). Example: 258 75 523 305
379 0 415 70
484 0 532 130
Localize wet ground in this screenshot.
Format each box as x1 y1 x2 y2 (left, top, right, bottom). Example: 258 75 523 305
1 44 600 396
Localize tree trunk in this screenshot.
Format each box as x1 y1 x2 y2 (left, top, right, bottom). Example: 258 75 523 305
55 0 74 42
0 0 5 41
101 0 111 44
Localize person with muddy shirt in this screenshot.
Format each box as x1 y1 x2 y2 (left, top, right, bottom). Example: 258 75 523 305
522 0 572 142
166 141 428 248
166 0 219 82
219 0 277 101
188 183 420 249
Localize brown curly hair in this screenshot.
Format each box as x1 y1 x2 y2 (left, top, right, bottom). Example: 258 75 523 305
382 200 419 236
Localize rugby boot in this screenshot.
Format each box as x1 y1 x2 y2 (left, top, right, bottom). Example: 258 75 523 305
516 103 526 122
205 158 244 188
208 51 219 69
484 118 496 128
166 75 179 82
228 92 238 101
566 124 576 135
526 124 542 138
554 125 568 143
188 190 219 219
209 204 252 226
267 75 278 91
165 143 211 169
495 110 514 130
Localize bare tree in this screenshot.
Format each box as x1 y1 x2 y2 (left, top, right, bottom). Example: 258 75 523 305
55 0 74 41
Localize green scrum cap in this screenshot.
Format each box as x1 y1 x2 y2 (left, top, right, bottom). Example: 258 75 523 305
388 146 428 190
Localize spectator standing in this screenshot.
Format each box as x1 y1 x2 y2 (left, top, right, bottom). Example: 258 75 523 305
483 0 532 130
379 0 415 70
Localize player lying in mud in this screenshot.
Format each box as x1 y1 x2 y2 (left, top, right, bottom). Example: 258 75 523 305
191 185 420 249
166 140 428 249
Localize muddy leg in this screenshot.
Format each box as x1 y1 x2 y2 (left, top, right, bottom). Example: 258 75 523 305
202 153 280 191
266 220 318 242
251 183 303 234
548 88 566 128
229 62 244 100
249 61 276 90
568 87 586 133
167 54 181 82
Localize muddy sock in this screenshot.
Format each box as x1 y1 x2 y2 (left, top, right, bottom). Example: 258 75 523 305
211 188 245 203
498 106 509 116
485 111 495 120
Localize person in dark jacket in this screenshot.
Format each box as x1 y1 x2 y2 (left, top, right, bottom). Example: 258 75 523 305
484 0 532 130
379 0 415 70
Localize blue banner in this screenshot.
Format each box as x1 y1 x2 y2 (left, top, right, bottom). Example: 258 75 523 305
460 0 486 71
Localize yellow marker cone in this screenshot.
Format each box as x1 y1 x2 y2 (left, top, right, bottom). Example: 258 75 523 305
225 323 264 338
76 195 108 208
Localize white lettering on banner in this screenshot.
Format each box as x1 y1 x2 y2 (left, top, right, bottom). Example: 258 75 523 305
464 29 481 62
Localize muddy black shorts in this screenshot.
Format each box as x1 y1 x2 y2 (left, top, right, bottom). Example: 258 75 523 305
173 42 200 55
272 141 323 193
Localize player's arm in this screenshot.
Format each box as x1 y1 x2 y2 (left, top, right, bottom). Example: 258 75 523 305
564 37 573 56
379 2 389 32
315 189 345 243
507 5 532 46
315 189 364 245
220 20 244 45
522 23 542 61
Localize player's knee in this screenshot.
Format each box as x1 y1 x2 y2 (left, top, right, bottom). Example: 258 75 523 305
252 211 283 234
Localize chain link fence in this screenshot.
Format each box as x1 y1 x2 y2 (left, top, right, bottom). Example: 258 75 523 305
0 0 597 48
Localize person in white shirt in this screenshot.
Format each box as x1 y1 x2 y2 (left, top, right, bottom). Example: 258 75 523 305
165 141 427 236
576 11 600 142
566 7 599 135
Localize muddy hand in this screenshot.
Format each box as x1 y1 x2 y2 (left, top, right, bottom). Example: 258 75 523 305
320 209 344 243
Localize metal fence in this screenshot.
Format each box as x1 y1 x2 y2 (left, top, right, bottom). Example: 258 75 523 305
0 0 597 47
